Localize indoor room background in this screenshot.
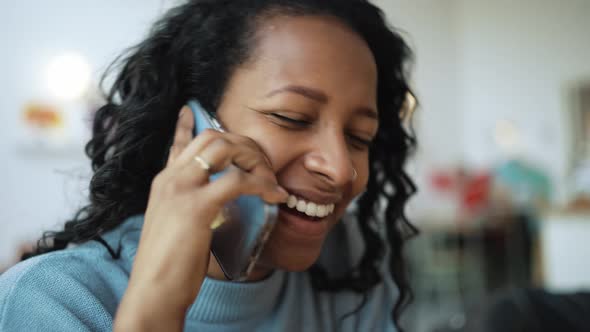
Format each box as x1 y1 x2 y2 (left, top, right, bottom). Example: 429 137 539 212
1 1 589 331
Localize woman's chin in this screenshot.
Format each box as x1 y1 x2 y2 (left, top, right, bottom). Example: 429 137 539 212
274 256 318 272
260 254 319 272
258 236 324 272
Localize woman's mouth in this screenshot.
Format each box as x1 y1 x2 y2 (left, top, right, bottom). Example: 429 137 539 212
276 194 337 237
285 194 335 219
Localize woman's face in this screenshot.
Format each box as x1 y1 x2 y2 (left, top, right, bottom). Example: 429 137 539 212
216 15 378 273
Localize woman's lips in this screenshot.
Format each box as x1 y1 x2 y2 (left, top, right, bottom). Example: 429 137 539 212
278 204 329 238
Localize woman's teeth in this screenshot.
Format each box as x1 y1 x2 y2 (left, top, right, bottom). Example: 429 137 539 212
286 195 335 218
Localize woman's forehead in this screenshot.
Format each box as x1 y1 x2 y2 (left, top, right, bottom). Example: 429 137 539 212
240 15 378 107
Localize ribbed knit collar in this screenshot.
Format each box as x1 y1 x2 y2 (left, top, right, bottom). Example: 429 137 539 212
110 214 286 323
187 269 285 322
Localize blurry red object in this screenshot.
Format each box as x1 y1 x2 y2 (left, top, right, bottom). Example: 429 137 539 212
431 172 456 192
462 173 491 212
23 103 63 129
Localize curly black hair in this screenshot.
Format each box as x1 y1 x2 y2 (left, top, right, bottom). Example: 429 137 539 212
24 0 418 329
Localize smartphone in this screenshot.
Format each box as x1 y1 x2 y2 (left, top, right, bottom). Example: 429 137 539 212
187 100 279 281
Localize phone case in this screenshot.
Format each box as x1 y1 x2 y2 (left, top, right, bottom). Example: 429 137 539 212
187 100 278 281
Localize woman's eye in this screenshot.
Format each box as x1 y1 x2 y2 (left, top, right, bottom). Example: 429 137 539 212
270 113 310 127
347 134 373 149
268 111 372 149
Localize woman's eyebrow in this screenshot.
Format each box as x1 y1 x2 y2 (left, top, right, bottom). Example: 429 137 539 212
265 84 378 119
265 85 328 103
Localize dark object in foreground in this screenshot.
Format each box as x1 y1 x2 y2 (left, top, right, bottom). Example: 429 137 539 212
466 288 590 332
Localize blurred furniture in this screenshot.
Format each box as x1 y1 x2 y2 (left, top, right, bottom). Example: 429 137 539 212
538 212 590 292
402 213 535 332
463 288 590 332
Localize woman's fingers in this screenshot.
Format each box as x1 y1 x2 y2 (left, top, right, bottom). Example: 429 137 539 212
175 130 277 183
167 106 195 166
170 136 236 189
164 107 283 205
174 128 222 167
171 135 276 190
202 167 289 210
228 135 276 183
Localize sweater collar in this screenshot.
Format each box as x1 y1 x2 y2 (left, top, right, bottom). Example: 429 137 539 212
109 214 287 322
187 269 285 322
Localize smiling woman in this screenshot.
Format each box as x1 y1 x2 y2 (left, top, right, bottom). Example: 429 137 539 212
214 15 381 275
0 1 417 331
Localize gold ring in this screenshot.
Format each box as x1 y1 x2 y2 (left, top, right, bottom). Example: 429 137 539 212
210 212 226 230
193 155 211 172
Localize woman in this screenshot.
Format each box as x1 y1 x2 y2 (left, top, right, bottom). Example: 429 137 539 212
0 0 417 331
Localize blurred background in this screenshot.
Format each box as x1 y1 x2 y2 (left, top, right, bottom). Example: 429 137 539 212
1 1 589 331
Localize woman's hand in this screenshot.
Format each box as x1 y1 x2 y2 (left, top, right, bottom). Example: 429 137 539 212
114 106 288 331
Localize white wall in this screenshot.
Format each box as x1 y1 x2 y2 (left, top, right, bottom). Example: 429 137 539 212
456 0 590 203
379 0 590 207
374 0 463 165
0 0 173 263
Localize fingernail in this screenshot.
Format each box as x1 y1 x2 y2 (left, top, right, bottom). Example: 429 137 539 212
178 107 187 118
276 186 289 200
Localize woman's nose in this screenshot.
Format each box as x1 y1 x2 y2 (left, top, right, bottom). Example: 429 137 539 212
303 131 355 187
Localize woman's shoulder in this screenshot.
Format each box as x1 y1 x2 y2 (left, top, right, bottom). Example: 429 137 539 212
0 241 130 331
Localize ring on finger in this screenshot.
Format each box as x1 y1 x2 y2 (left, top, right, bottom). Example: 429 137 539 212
210 212 226 230
193 155 212 172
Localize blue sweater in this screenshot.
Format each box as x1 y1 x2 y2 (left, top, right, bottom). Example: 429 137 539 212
0 215 398 331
